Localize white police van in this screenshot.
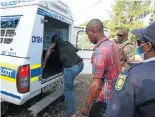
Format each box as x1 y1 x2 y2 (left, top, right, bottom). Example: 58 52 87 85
0 0 74 116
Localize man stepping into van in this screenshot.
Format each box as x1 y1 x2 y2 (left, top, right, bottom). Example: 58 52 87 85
42 34 84 117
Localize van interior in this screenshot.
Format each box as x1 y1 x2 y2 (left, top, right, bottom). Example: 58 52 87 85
42 16 70 79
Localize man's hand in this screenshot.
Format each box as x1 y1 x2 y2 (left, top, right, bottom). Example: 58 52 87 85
42 63 46 70
85 78 103 106
80 78 103 116
80 106 89 116
42 43 55 70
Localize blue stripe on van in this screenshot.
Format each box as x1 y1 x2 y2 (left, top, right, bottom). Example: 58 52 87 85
38 8 44 12
37 8 44 15
31 67 41 78
37 8 69 24
0 90 21 100
37 10 44 14
45 11 54 18
0 67 16 79
37 12 44 16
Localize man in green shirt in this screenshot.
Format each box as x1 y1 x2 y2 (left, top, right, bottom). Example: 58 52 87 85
117 28 135 71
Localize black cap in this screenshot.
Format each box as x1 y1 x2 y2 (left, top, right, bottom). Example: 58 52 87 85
131 22 155 46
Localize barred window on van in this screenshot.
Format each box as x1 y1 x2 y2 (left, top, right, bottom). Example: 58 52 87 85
0 16 20 44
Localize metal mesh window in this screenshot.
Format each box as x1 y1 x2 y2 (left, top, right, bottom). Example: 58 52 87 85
0 16 20 44
0 29 16 44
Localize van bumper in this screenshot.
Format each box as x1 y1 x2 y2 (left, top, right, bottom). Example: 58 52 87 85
0 90 38 105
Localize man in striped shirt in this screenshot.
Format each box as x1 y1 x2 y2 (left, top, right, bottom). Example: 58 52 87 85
81 19 121 117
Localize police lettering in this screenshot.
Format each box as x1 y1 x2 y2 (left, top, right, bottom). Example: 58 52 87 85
59 16 64 21
1 1 16 7
1 0 28 7
32 36 42 43
0 68 12 77
53 14 58 19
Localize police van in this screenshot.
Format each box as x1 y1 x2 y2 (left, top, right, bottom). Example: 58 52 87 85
0 0 75 116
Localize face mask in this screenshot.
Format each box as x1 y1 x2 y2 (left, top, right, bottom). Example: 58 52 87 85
136 43 147 60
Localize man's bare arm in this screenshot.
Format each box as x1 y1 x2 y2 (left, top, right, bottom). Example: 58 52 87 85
42 44 55 67
85 77 103 108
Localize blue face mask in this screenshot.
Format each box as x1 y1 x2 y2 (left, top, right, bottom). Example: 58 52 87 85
136 47 141 55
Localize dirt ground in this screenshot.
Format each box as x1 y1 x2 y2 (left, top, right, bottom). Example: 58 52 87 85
2 74 92 117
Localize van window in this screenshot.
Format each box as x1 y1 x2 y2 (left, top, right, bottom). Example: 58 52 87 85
0 16 21 44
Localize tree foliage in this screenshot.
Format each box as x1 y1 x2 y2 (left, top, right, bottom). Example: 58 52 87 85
105 0 151 41
80 20 89 26
79 0 151 44
149 1 155 23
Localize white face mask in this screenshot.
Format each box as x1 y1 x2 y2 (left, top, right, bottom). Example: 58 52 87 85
140 53 145 60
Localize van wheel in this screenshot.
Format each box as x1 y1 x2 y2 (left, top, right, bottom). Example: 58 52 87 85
1 102 8 115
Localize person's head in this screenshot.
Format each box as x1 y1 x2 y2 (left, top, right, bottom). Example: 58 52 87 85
51 34 63 46
51 34 60 43
117 28 129 42
86 19 104 44
131 22 155 60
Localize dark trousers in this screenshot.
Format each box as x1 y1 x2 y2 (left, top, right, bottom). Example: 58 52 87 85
89 101 107 117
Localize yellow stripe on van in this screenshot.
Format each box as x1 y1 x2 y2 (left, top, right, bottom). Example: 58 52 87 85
30 64 41 70
0 63 41 83
0 62 17 70
0 75 16 83
30 76 39 83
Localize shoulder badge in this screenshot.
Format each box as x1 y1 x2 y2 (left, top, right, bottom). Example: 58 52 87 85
115 74 127 91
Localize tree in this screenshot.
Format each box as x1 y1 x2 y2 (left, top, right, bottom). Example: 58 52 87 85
80 20 89 26
106 0 151 41
149 1 155 23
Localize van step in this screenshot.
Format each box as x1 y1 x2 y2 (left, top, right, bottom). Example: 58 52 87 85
28 80 79 117
40 73 62 84
28 86 63 117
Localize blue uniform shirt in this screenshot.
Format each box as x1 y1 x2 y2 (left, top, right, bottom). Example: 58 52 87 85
105 58 155 117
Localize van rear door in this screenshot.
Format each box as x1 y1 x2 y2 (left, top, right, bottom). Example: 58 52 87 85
0 15 20 57
0 5 41 104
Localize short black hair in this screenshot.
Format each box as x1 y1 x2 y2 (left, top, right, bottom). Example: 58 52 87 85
51 34 61 43
51 34 64 46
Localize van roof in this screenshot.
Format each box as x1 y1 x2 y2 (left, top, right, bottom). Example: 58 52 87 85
0 0 73 20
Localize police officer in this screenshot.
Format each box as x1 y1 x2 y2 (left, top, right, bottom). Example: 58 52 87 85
117 28 135 71
105 22 155 117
